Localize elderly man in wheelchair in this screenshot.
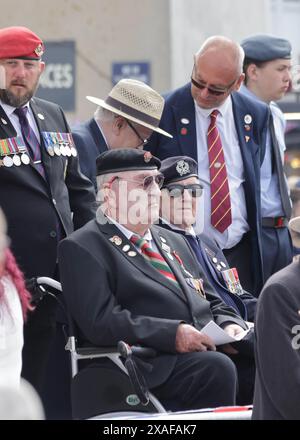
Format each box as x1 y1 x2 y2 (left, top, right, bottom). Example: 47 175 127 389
56 149 255 419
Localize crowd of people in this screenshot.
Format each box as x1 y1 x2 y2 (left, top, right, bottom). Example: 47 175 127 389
0 25 299 420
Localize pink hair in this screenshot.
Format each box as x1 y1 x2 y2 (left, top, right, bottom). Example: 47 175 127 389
0 248 33 320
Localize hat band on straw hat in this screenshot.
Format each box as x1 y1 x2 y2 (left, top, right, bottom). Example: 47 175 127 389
105 96 160 128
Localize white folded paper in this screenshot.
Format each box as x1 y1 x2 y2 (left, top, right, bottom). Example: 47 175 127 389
201 320 251 345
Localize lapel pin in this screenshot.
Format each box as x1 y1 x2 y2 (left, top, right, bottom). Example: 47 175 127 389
122 245 130 252
181 118 190 125
244 124 251 131
180 127 188 136
244 114 252 124
212 257 218 264
109 235 122 246
162 242 171 253
160 236 167 243
38 113 45 120
220 262 227 268
1 118 7 125
245 136 250 143
214 162 221 168
128 251 137 257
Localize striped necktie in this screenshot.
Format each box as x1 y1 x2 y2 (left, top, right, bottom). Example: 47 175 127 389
207 109 232 233
14 106 46 179
130 235 179 287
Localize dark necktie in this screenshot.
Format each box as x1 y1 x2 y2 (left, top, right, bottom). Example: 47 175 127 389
207 110 232 232
269 113 292 219
14 106 46 179
130 235 179 288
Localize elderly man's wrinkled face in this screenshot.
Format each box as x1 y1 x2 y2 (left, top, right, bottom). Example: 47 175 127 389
107 169 163 228
161 176 202 230
0 59 45 107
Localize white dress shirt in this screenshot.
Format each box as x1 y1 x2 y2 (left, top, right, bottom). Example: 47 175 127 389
194 96 249 249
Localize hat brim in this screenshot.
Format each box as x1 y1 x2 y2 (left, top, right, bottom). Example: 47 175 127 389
289 216 300 233
163 174 199 186
86 95 173 139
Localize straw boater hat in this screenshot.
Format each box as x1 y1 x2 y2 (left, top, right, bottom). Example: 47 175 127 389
86 79 173 138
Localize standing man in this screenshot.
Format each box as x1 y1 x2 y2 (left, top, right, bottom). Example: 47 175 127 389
0 27 95 401
72 79 172 190
147 36 269 296
241 34 293 282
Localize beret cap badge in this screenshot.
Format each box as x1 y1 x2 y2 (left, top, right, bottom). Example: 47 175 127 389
144 151 152 163
34 44 44 58
176 160 190 176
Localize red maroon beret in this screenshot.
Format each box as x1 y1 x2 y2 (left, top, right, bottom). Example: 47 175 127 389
0 26 44 60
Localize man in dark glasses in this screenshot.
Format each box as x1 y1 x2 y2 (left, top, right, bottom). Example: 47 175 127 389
159 156 257 322
59 148 255 411
146 36 269 297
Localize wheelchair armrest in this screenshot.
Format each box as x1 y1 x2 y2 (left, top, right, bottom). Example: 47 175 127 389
76 346 118 357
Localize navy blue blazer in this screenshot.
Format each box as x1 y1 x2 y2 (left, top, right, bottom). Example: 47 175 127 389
72 118 108 190
159 222 257 321
147 83 269 295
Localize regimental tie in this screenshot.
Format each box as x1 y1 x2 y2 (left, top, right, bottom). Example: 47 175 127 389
207 110 232 233
14 107 46 179
130 235 179 288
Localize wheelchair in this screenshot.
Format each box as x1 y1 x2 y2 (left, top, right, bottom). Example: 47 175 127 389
30 277 253 420
33 277 167 420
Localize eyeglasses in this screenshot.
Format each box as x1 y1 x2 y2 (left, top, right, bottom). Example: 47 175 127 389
113 174 165 190
164 184 203 198
191 65 237 97
126 119 149 147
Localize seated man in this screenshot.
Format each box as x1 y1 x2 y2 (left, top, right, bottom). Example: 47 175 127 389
252 216 300 420
159 156 257 322
58 149 254 411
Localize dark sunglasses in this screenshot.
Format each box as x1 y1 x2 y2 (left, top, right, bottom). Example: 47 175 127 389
165 184 203 198
191 64 237 97
115 173 165 190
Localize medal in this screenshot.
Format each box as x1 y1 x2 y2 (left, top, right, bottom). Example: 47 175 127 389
3 156 13 167
60 144 67 156
64 145 72 157
47 146 55 157
54 146 61 156
21 153 30 165
71 147 77 157
13 155 21 166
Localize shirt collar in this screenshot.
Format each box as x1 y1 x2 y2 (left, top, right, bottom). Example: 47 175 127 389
160 217 196 236
0 100 30 118
194 94 232 119
106 215 152 241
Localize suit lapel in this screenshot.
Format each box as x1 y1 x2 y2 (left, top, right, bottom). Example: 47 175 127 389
96 217 187 302
0 106 17 138
172 84 198 161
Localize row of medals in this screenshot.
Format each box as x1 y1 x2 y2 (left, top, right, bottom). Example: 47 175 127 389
1 142 77 168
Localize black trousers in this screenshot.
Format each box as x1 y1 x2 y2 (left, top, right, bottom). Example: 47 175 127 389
151 351 238 411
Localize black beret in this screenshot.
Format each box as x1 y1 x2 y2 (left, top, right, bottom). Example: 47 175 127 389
241 34 291 62
160 156 199 186
96 149 161 176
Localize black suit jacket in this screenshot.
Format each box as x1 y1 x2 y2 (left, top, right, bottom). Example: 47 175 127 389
252 260 300 420
146 83 269 295
0 98 96 279
72 118 108 190
58 216 247 389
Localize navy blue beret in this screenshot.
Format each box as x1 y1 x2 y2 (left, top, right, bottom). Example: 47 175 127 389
96 149 161 176
160 156 199 185
241 34 291 62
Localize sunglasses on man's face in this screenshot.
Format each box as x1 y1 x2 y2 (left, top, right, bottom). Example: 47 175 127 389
165 184 203 198
114 174 165 191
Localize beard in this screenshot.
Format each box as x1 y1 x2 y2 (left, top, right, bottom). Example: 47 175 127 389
0 77 39 108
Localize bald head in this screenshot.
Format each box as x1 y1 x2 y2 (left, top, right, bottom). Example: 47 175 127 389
192 36 245 109
195 36 245 77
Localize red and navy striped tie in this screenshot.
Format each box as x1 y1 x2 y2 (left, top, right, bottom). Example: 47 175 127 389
207 110 232 233
131 235 179 287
